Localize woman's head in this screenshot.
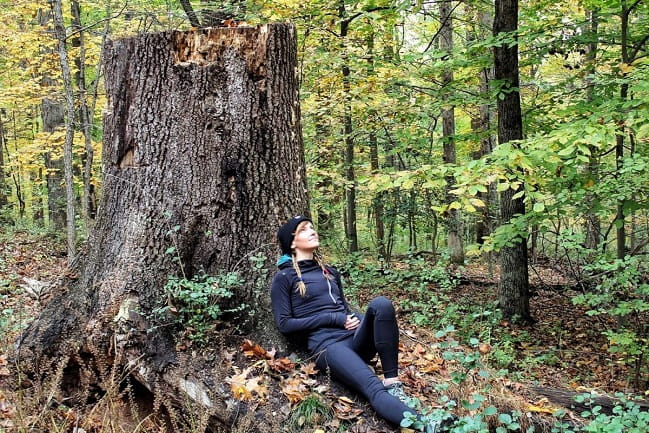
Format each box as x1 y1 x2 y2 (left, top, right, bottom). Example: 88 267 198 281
277 215 315 255
278 216 329 296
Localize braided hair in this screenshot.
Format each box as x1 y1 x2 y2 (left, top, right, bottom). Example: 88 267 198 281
290 222 332 297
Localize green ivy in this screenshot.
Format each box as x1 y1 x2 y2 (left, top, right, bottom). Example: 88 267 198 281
159 271 244 344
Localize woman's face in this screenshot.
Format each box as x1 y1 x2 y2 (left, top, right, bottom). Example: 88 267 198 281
291 221 320 253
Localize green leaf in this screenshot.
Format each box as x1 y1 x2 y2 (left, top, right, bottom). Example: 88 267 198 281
483 406 498 416
558 145 575 156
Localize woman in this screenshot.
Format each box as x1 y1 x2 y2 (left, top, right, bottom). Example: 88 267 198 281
270 216 448 432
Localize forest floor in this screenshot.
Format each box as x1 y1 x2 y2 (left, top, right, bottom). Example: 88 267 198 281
0 231 641 432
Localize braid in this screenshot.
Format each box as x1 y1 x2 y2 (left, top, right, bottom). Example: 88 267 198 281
292 253 308 297
314 250 332 280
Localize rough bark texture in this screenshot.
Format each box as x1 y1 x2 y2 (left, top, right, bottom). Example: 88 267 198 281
340 2 358 253
52 0 77 263
0 118 9 221
472 8 496 246
583 9 601 251
18 24 308 426
439 0 464 264
494 0 531 322
39 8 67 231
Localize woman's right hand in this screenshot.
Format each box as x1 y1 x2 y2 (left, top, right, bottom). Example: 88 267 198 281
344 314 360 330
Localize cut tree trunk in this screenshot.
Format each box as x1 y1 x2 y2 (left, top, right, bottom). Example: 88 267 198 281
17 23 308 429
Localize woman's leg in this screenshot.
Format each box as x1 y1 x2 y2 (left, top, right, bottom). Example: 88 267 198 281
315 339 416 426
351 296 400 379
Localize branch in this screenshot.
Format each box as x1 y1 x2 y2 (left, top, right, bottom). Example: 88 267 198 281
422 1 462 53
64 1 129 41
343 6 393 26
179 0 201 28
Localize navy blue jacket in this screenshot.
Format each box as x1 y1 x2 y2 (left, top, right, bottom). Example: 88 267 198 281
270 259 356 353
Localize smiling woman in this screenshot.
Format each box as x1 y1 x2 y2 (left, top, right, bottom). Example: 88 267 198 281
270 216 454 432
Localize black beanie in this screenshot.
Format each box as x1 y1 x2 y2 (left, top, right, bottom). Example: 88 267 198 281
277 216 312 254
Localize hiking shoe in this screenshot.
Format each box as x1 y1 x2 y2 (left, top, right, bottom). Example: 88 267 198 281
386 382 420 410
386 381 410 404
424 413 457 433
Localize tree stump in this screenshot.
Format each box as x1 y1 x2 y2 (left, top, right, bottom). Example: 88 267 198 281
17 23 308 427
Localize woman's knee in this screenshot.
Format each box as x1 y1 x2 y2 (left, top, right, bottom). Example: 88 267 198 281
369 296 395 316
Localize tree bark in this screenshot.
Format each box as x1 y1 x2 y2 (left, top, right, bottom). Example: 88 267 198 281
0 116 9 223
52 0 77 263
615 3 632 260
340 2 359 253
18 24 308 427
367 30 387 260
439 0 464 264
494 0 531 322
71 0 100 229
39 8 67 231
583 8 601 251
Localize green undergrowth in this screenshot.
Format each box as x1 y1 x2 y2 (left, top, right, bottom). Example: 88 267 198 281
335 252 648 432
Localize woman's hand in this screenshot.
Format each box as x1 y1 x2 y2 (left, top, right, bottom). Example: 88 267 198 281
344 314 360 330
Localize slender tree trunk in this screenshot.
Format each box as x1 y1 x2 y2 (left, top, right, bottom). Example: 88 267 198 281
71 0 97 229
367 31 386 260
584 8 601 250
615 3 631 260
469 7 497 247
180 0 202 27
494 0 531 322
439 0 464 264
340 2 358 253
39 8 66 231
0 117 9 223
8 111 26 219
52 0 77 263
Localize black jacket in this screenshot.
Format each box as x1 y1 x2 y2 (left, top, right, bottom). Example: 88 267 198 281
270 259 355 353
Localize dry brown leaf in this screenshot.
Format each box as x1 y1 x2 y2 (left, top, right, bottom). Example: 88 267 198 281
300 362 319 376
281 377 309 404
267 357 295 373
227 367 254 401
241 339 270 359
333 398 363 420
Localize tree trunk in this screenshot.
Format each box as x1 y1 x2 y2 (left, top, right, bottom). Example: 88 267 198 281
18 24 308 427
71 0 99 229
439 0 464 264
340 2 358 253
469 7 497 248
367 30 386 260
615 3 632 260
494 0 531 322
39 8 67 231
52 0 77 263
0 116 9 223
583 8 601 251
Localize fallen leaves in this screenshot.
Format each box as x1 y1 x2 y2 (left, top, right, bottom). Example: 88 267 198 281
333 396 364 420
227 366 268 402
0 355 9 377
240 339 295 373
0 389 15 429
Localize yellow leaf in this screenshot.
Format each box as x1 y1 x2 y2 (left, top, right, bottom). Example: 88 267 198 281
526 404 555 414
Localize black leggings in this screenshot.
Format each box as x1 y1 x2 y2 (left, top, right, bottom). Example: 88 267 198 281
315 296 417 425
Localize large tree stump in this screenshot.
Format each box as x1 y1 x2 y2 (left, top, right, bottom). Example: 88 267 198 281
17 23 308 427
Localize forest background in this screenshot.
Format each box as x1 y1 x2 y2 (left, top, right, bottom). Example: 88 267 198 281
0 0 648 432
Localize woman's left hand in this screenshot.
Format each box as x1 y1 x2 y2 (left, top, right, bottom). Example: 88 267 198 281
344 314 360 330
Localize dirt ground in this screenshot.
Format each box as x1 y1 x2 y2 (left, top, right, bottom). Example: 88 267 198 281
0 232 640 432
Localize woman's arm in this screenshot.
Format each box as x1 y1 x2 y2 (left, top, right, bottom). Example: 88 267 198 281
330 267 354 314
270 274 347 335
